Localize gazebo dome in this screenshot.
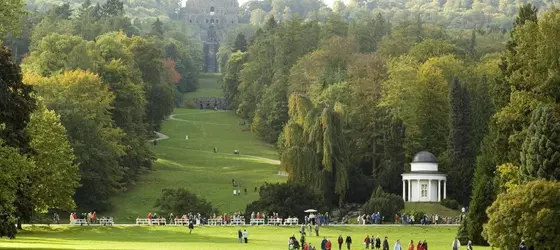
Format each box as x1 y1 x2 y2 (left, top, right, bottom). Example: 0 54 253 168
412 151 437 163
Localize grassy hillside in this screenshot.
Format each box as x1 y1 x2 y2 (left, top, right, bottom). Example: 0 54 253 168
108 73 284 222
184 73 223 99
0 225 494 250
404 203 460 217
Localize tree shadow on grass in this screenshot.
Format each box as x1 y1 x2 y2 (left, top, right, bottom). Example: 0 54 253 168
12 226 251 244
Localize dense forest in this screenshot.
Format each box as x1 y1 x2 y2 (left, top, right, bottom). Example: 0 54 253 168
222 2 560 249
1 0 201 237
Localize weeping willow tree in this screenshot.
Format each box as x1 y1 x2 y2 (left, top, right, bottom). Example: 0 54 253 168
280 93 350 206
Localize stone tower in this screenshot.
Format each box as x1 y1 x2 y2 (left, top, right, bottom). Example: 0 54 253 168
184 0 239 72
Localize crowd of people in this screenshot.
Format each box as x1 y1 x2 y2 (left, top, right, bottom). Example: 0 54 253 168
69 211 96 224
354 213 461 225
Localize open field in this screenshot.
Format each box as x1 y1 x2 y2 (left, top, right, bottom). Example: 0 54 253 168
184 74 223 99
108 109 285 222
0 225 492 250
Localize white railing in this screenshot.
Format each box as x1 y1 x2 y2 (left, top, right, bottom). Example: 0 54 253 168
284 218 299 225
70 219 87 225
230 218 245 225
99 218 114 225
267 217 283 225
250 218 265 225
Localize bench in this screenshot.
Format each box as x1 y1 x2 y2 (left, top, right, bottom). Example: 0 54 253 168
136 218 150 225
208 218 223 226
152 218 167 225
284 218 299 225
174 218 189 225
267 217 283 225
230 218 245 225
70 219 88 225
250 218 265 225
99 218 114 226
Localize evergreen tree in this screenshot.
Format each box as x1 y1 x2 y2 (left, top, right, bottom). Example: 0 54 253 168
232 33 248 52
447 77 475 205
151 18 164 38
520 105 560 180
102 0 124 17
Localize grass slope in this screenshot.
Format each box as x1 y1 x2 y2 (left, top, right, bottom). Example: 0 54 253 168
108 109 285 222
184 73 223 99
404 203 460 217
0 225 493 250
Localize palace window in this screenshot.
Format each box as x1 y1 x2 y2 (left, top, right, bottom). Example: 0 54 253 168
421 184 428 197
210 6 215 12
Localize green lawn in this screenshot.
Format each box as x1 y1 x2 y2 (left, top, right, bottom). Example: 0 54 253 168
184 73 223 99
108 109 285 223
0 225 492 250
404 203 460 217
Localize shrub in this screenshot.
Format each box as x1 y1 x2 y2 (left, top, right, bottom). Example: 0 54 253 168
457 217 469 245
483 180 560 250
245 182 328 219
183 99 196 109
361 186 404 221
154 188 217 217
440 199 460 210
402 209 425 223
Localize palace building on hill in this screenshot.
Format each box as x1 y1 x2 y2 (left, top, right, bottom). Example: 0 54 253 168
184 0 239 73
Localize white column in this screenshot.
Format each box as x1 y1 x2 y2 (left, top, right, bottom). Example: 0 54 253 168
408 179 412 201
437 180 441 202
417 179 421 201
444 180 447 199
428 179 432 202
402 180 406 201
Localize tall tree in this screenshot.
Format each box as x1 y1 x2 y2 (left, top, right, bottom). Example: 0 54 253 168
25 99 80 212
520 105 560 181
150 18 164 38
447 77 475 205
280 94 350 205
0 45 35 238
232 33 248 52
0 141 33 239
25 70 124 211
0 0 26 37
127 36 174 132
0 46 36 153
222 51 248 109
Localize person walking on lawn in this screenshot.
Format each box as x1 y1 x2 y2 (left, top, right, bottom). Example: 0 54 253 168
237 230 242 243
321 237 328 250
345 235 352 249
337 235 344 250
383 237 389 250
243 230 248 243
188 220 194 234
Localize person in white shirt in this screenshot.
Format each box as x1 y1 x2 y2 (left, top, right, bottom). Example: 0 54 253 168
243 230 248 243
394 239 402 250
452 237 461 250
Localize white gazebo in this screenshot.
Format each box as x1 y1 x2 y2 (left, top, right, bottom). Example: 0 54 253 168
401 151 447 202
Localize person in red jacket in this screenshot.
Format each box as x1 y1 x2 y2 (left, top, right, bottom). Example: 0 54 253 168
416 240 423 250
365 235 371 249
326 239 332 250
